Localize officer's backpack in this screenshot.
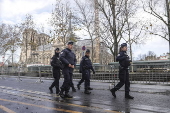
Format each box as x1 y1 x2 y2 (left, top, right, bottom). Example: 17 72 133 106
50 56 63 69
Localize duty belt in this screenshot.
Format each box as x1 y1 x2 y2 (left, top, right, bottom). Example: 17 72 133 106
119 65 129 70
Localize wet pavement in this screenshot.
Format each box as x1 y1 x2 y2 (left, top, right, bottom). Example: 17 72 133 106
0 76 170 113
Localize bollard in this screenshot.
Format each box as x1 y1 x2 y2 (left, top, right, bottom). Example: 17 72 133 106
36 66 43 83
0 66 6 80
51 67 53 78
109 65 116 90
113 65 116 87
17 66 22 81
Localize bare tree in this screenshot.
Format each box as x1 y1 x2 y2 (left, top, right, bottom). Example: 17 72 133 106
74 0 98 62
137 54 143 61
137 51 157 61
143 0 170 53
3 25 22 65
143 0 169 41
20 14 35 64
0 24 10 55
145 51 157 60
148 51 156 56
122 0 146 61
96 0 133 61
49 0 78 46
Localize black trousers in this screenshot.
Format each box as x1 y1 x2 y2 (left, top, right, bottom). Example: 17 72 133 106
50 71 60 90
61 67 74 93
78 70 90 89
114 67 130 95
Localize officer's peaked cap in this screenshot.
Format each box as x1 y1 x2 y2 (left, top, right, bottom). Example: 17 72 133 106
67 41 74 45
121 43 127 47
86 49 90 53
55 48 60 51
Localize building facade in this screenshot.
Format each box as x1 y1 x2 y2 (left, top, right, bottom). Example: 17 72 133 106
19 29 114 65
20 29 53 65
159 53 170 60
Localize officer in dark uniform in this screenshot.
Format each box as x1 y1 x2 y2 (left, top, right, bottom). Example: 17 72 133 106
77 49 95 94
49 48 62 94
110 43 134 99
59 41 77 98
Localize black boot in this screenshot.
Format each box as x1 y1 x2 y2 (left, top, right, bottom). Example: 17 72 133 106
49 87 53 94
77 84 80 90
56 88 60 94
64 93 73 98
110 88 116 98
84 89 91 94
72 87 76 92
125 92 134 99
88 87 93 90
59 87 65 98
125 95 134 99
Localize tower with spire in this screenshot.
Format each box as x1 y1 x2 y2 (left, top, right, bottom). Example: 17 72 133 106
93 0 100 63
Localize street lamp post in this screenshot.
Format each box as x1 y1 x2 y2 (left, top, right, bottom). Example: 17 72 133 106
167 0 170 59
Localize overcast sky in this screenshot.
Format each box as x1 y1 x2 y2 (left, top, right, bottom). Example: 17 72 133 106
0 0 169 62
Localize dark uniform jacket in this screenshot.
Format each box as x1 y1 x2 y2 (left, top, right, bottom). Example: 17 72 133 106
59 48 77 68
51 55 62 68
116 51 131 68
79 55 95 73
51 55 62 77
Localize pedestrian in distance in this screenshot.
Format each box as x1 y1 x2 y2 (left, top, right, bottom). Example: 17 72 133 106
77 49 95 94
59 41 77 98
49 48 63 94
110 43 134 99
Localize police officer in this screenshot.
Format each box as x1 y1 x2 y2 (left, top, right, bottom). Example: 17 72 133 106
77 49 95 94
59 41 77 98
110 43 134 99
49 48 62 94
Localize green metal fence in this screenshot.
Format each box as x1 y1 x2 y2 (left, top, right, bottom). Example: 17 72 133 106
0 62 170 85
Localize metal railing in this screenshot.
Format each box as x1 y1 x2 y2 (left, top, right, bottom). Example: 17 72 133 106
107 63 170 85
129 63 170 84
0 63 170 85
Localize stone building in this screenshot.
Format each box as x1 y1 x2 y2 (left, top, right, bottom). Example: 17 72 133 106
159 53 170 60
20 29 53 65
19 29 114 65
75 39 113 64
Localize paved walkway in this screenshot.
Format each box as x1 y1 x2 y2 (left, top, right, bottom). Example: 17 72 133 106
0 75 169 113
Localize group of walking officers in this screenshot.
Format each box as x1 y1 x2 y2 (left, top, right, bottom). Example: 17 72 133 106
49 41 134 99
